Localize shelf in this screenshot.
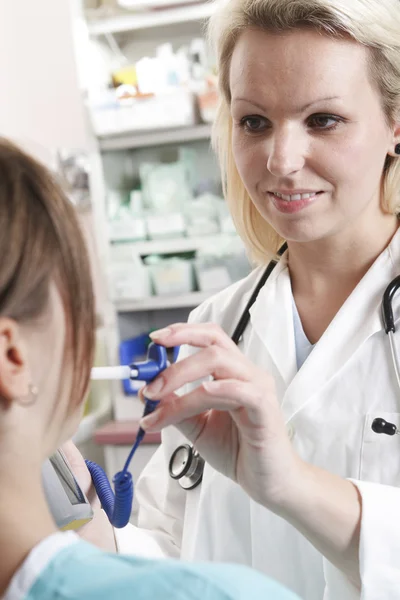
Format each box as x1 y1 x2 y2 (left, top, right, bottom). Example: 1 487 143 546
94 420 161 446
111 233 237 254
98 123 212 151
87 2 214 36
115 290 213 312
118 0 202 10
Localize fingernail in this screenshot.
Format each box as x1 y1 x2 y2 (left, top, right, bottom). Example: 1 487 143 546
140 412 160 431
202 381 215 393
150 328 171 339
144 376 164 398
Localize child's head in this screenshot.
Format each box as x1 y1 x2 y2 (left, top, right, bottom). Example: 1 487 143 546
0 139 95 456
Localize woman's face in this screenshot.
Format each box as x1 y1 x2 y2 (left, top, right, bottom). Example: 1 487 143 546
230 28 398 244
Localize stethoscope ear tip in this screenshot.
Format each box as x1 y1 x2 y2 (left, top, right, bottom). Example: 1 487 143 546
371 417 399 436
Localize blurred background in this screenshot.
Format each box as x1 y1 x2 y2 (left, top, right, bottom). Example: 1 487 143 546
2 0 251 520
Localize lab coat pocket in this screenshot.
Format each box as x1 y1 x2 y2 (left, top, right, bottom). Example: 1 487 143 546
360 412 400 485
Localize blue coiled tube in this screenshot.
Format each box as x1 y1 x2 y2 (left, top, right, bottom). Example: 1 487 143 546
85 461 134 529
85 343 167 529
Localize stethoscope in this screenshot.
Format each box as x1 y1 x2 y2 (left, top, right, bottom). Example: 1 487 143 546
372 274 400 436
169 444 205 489
89 246 400 516
168 245 287 489
168 249 400 489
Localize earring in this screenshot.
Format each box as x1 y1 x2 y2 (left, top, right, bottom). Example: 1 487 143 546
395 143 400 155
16 383 39 407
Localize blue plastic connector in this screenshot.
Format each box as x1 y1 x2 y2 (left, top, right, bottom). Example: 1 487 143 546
86 342 167 528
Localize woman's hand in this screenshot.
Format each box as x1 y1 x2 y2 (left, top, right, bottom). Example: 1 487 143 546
141 323 362 586
140 323 302 510
61 441 117 552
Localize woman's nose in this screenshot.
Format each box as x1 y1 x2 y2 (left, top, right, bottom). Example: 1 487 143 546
266 129 306 177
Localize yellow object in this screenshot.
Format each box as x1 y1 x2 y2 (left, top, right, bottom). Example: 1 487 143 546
112 65 137 88
60 517 93 531
83 394 91 417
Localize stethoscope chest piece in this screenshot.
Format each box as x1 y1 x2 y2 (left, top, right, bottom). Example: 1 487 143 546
169 444 205 490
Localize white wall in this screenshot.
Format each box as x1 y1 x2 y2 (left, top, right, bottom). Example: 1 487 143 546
0 0 89 163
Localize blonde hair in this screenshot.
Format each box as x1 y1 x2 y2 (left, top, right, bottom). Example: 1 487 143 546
208 0 400 263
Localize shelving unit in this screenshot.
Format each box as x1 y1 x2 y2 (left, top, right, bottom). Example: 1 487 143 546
86 2 214 35
74 0 228 437
99 123 212 151
115 290 212 312
112 233 238 312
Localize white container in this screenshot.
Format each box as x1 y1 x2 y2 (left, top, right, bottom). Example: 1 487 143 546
90 89 197 137
197 88 218 124
194 258 232 293
109 255 151 301
146 212 186 240
146 257 194 295
108 216 147 242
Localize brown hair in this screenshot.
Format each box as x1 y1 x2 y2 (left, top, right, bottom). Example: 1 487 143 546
0 138 95 405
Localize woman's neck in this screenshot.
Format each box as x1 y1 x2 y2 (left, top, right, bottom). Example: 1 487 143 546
289 215 399 297
0 453 57 595
288 214 399 342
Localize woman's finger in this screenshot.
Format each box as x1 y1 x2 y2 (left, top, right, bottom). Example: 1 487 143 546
144 345 254 400
150 322 239 352
140 390 207 443
140 378 268 433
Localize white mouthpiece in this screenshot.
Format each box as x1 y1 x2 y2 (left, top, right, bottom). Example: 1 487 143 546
91 366 138 380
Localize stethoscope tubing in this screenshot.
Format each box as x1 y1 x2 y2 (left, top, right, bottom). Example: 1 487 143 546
171 257 400 486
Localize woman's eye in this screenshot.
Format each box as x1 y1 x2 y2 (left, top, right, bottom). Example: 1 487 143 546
239 115 269 132
308 114 341 130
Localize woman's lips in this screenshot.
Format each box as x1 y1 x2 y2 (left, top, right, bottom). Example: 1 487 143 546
268 191 324 214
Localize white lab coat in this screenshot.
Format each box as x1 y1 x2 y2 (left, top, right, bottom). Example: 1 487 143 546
115 229 400 600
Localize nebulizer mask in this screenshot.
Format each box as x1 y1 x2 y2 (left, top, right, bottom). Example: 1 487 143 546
44 343 166 530
42 450 94 530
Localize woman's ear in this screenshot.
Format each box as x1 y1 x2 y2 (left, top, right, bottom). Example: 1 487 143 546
389 121 400 157
0 318 31 406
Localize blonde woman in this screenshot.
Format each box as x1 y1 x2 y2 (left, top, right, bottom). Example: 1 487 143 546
0 139 298 600
71 0 400 599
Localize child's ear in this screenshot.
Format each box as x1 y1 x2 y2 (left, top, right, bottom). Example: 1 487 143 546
0 318 31 406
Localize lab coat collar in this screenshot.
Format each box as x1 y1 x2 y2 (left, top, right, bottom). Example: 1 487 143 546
249 228 400 422
248 254 297 387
